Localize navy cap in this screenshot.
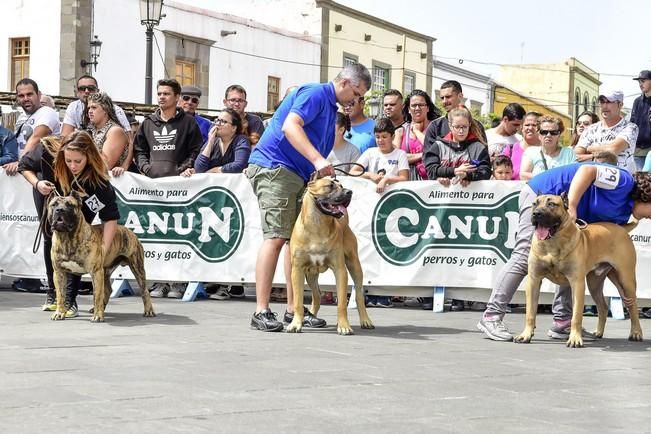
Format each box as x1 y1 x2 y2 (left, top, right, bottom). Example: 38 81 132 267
633 70 651 80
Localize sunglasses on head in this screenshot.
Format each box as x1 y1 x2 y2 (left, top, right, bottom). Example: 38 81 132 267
539 129 561 136
182 95 199 104
78 85 97 92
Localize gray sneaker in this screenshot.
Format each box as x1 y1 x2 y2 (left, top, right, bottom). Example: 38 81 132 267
477 317 513 341
168 283 186 299
547 323 596 341
150 282 169 298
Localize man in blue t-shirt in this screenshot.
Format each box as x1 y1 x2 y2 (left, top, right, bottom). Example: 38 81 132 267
478 162 651 342
247 63 372 332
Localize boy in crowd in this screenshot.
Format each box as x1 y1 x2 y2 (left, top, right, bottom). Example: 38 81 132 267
351 117 409 307
492 155 514 180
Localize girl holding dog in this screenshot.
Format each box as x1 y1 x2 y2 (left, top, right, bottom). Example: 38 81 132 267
19 131 119 317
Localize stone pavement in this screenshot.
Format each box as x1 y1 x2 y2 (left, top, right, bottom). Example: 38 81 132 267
1 288 651 433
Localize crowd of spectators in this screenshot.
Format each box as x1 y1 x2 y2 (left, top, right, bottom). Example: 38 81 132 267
2 67 651 320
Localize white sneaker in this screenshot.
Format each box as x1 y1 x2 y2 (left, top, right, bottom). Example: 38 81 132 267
477 317 513 341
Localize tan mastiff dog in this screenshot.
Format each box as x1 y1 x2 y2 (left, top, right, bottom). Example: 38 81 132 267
286 176 374 335
514 194 642 348
48 191 155 322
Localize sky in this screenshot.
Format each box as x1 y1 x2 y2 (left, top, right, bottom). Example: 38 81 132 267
174 0 651 108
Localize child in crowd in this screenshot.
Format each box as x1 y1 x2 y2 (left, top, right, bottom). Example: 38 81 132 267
492 155 514 180
351 118 408 307
327 112 361 174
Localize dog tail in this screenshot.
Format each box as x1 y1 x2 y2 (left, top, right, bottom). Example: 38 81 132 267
623 218 639 233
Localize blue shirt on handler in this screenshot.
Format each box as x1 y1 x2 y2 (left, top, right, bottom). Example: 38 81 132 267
249 82 338 182
527 162 635 224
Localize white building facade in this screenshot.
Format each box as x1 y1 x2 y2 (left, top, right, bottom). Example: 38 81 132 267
0 0 321 113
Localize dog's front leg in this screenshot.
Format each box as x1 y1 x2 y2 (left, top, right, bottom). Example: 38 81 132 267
567 274 586 348
334 258 354 335
514 274 542 343
286 264 305 333
51 268 68 321
90 268 106 322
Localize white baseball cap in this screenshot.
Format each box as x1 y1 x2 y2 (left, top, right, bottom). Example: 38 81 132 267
598 89 624 103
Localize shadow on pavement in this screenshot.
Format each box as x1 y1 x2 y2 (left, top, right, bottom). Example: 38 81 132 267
104 311 197 327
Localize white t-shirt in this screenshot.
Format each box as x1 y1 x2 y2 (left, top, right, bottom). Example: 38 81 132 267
327 140 362 174
576 118 638 173
63 99 131 131
485 127 520 158
356 147 409 177
15 106 61 151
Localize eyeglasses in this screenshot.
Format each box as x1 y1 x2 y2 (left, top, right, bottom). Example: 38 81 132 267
577 120 592 126
539 129 561 136
78 85 98 92
215 118 232 126
226 98 246 105
410 103 427 109
450 124 469 131
182 95 199 104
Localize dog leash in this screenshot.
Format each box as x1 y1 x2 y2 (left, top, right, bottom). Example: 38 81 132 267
32 188 60 254
332 162 366 178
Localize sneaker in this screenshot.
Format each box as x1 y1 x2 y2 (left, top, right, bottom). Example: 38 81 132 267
209 286 231 300
374 296 393 308
150 282 169 298
477 317 513 341
470 301 487 311
404 297 424 308
547 322 596 341
168 283 186 299
42 294 57 312
283 307 327 328
64 303 79 319
365 295 377 307
78 281 93 296
228 285 245 298
421 297 434 310
251 309 284 332
643 309 651 319
12 278 45 293
451 299 465 312
583 305 597 317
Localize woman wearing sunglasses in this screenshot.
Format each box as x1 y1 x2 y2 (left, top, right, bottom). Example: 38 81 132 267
181 108 251 176
519 116 574 180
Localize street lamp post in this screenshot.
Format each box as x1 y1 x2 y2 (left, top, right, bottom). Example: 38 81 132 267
139 0 164 105
80 35 103 72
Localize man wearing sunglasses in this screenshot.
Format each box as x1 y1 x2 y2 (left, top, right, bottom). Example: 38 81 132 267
61 75 130 136
575 89 638 173
179 85 211 143
631 71 651 170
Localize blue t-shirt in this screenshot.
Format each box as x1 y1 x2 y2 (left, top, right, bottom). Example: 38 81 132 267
194 114 212 143
348 118 376 153
249 82 337 181
527 163 635 224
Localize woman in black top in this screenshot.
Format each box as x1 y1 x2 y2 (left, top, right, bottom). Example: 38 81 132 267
19 131 119 317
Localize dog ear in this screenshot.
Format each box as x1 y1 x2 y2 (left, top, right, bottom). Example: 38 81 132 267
309 171 320 182
70 189 85 204
560 192 569 209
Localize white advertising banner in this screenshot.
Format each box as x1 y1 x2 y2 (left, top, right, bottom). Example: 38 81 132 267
2 170 651 299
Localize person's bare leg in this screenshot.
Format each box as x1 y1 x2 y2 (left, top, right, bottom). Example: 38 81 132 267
255 238 286 313
284 242 295 313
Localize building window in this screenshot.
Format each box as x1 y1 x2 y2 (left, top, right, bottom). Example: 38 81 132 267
175 60 195 86
11 38 30 89
343 52 358 67
574 87 581 122
469 99 483 115
592 96 597 113
372 61 391 93
583 91 589 112
267 76 280 112
403 72 415 96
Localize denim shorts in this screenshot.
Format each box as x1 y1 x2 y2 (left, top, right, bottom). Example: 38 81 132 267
247 164 306 239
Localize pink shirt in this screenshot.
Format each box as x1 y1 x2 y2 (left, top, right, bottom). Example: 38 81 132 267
502 141 525 180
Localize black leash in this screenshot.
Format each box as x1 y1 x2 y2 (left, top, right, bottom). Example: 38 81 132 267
33 190 55 254
332 162 365 177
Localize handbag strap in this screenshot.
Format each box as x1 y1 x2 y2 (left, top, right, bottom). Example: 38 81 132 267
540 148 549 171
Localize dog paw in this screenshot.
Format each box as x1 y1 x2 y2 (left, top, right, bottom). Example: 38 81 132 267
286 319 303 333
566 334 584 348
90 314 105 323
143 310 156 317
592 330 604 339
337 323 354 335
513 333 532 343
51 311 66 321
628 331 643 342
360 319 375 329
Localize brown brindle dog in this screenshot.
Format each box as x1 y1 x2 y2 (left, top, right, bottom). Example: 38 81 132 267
48 191 155 322
514 194 642 348
286 176 374 335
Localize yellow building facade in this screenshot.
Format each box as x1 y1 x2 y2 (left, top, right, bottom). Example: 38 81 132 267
498 57 600 126
316 0 434 97
493 84 572 144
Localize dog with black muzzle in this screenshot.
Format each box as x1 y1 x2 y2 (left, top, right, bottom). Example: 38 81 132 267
286 175 374 335
514 193 642 347
49 191 155 322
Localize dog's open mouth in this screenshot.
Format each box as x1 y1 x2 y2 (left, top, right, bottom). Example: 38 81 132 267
534 223 559 241
315 195 351 218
